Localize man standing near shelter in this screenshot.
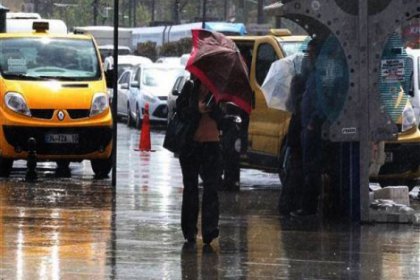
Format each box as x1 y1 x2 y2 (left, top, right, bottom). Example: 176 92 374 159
291 39 325 217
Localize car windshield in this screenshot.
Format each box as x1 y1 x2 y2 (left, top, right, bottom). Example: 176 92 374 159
0 37 101 81
280 41 308 57
142 67 185 94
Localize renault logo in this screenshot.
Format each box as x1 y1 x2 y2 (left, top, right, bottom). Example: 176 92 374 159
57 111 65 121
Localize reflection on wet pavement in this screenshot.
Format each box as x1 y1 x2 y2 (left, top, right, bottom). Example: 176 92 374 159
0 124 419 279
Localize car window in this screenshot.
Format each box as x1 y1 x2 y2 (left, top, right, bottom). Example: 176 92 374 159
119 71 130 84
280 41 308 57
134 68 141 82
177 76 187 92
255 43 278 85
118 49 131 55
0 37 101 81
142 68 185 93
172 76 181 92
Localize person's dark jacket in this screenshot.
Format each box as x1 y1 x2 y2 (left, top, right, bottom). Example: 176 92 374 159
177 79 223 126
176 79 224 153
301 72 324 130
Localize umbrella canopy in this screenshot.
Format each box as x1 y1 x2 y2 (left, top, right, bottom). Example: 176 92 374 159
261 53 304 113
186 29 253 114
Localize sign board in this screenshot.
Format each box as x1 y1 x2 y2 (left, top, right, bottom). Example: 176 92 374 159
381 59 405 83
246 23 271 34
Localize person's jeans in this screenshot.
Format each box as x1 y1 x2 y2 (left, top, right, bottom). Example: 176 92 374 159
179 142 221 240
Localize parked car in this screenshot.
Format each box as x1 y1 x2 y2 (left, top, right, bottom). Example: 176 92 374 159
115 69 134 119
0 22 113 178
167 73 190 122
98 44 132 59
180 53 190 66
108 56 153 116
155 56 181 65
117 55 153 78
127 63 186 127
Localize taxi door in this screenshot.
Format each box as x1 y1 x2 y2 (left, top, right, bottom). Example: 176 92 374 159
247 36 291 162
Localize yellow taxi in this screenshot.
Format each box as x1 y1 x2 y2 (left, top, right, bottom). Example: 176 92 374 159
228 31 309 171
0 22 112 178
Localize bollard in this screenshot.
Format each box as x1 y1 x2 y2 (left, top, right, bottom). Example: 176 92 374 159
139 103 151 151
25 137 37 182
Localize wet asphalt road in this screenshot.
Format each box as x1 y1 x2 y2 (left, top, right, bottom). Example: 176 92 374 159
0 123 419 279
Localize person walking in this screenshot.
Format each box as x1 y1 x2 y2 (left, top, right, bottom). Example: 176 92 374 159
178 77 223 245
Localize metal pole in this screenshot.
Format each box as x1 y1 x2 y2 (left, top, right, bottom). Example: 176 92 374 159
34 0 39 13
93 0 98 26
133 0 137 26
257 0 264 24
358 0 370 222
202 0 207 29
224 0 228 21
151 0 155 22
174 0 180 24
112 0 119 187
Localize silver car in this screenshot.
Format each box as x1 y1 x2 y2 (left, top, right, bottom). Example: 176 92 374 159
127 63 186 128
167 73 191 123
115 69 134 120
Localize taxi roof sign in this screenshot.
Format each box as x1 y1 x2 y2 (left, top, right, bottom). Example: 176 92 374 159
268 28 292 36
33 21 49 32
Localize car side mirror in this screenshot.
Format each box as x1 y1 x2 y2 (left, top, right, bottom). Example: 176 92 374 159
105 69 114 88
172 89 181 96
121 83 129 90
131 81 140 89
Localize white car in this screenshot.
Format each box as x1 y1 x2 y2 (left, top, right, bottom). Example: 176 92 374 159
167 73 190 122
180 53 190 66
118 55 153 76
98 45 132 58
108 56 154 116
115 69 134 119
155 56 181 65
127 64 186 127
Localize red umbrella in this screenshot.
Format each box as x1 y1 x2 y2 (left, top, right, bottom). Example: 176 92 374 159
186 29 253 114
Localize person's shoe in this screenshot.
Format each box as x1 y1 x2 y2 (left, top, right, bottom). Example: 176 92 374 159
184 233 196 244
290 208 317 217
278 203 295 216
202 229 219 245
186 237 196 243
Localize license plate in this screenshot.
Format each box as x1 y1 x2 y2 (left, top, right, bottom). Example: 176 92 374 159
385 152 393 163
45 134 79 144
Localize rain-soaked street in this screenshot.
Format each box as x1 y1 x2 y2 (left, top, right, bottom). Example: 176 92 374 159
0 123 419 279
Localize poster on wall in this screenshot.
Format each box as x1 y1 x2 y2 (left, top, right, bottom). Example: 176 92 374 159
381 59 405 83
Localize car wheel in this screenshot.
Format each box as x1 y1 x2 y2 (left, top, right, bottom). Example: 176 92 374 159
91 157 112 179
135 108 142 129
0 157 13 177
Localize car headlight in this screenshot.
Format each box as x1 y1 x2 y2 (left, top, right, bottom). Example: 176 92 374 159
402 103 416 132
90 93 109 117
4 92 31 116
